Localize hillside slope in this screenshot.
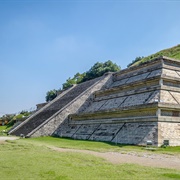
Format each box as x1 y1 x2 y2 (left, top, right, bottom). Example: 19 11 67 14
130 44 180 67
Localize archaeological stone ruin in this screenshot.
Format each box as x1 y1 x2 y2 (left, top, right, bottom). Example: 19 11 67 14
9 56 180 146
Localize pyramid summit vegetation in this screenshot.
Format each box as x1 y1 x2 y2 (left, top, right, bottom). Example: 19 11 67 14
46 60 120 102
128 44 180 67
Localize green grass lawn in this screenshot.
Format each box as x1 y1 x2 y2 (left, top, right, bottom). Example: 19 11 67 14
0 125 9 136
24 136 180 155
0 125 7 131
0 138 179 180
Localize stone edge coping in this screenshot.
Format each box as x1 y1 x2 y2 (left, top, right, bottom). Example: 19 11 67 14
114 56 180 78
94 84 180 102
114 56 163 77
69 103 158 118
94 75 180 99
69 102 180 120
69 117 159 124
69 117 180 124
94 77 160 97
70 116 180 124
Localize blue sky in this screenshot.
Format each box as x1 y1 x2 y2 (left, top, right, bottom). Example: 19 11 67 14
0 0 180 116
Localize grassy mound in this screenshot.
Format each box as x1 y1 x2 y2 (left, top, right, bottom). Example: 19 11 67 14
130 44 180 67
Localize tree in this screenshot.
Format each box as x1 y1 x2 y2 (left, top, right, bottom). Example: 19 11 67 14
46 89 57 102
47 60 120 92
62 77 76 90
62 72 86 89
20 110 31 117
82 60 120 82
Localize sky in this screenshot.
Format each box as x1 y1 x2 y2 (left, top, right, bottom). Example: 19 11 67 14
0 0 180 116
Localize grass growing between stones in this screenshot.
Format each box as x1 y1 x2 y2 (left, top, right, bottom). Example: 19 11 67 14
24 136 180 154
0 139 180 180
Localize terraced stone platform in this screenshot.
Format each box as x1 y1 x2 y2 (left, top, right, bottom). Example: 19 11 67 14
54 57 180 146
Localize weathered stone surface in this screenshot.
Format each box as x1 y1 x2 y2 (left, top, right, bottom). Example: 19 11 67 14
158 122 180 146
160 90 178 104
162 68 180 78
112 122 158 145
89 124 124 142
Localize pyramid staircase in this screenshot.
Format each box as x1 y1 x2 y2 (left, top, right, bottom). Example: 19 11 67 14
9 74 112 137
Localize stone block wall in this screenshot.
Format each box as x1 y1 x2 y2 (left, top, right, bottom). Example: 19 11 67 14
55 120 159 146
111 122 158 145
158 122 180 146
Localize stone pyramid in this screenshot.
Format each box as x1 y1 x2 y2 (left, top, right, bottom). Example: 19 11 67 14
9 56 180 146
54 56 180 146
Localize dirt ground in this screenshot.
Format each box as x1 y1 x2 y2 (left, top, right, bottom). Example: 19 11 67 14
0 136 19 142
49 146 180 170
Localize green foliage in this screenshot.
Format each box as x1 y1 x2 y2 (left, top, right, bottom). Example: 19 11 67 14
47 60 120 93
20 110 31 116
45 89 57 102
62 60 120 90
62 72 86 89
0 126 8 136
129 44 180 67
82 60 120 82
0 110 33 129
6 119 15 128
14 114 23 119
127 56 144 67
163 173 180 179
62 77 76 89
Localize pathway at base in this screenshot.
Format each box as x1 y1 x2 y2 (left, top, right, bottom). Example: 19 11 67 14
50 146 180 170
0 137 19 141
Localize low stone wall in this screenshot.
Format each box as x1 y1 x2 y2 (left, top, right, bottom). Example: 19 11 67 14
54 120 158 146
112 122 158 145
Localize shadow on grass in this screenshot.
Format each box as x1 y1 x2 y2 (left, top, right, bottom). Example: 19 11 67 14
51 136 180 153
52 136 144 148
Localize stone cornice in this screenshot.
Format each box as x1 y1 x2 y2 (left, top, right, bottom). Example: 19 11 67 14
114 56 180 80
114 57 163 78
70 117 158 124
158 103 180 110
70 103 158 120
161 75 180 82
162 56 180 64
161 85 180 93
95 77 160 98
70 102 180 121
158 116 180 123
